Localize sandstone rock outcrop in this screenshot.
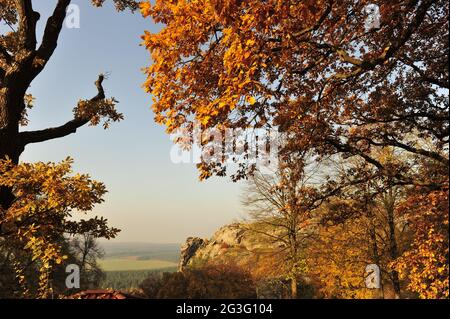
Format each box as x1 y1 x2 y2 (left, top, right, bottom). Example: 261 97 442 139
179 222 282 271
179 222 317 298
179 237 207 271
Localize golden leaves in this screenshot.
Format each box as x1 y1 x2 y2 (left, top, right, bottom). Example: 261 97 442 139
140 0 270 140
19 94 35 126
73 97 123 129
141 0 449 299
246 96 257 105
307 216 377 299
139 1 152 17
0 158 119 297
392 183 449 299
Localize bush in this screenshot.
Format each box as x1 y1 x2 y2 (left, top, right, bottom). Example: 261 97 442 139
140 263 256 299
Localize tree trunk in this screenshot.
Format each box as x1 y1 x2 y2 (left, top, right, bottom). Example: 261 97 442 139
1 0 80 219
0 88 24 210
288 215 299 299
386 190 401 299
290 276 298 299
368 222 385 298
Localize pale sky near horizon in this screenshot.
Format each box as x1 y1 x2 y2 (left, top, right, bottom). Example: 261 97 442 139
19 1 245 244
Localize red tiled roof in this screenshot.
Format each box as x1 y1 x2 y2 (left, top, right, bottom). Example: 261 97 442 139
67 289 139 299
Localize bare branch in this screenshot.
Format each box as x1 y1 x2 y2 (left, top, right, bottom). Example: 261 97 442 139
19 75 106 145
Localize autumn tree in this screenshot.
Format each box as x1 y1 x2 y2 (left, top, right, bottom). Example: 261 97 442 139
0 0 138 208
0 0 138 297
242 155 325 299
321 148 416 297
309 192 412 299
392 160 449 298
305 145 447 299
307 215 378 299
141 0 448 181
142 0 449 298
0 158 119 297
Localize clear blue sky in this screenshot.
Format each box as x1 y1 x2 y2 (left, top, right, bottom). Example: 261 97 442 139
20 0 243 243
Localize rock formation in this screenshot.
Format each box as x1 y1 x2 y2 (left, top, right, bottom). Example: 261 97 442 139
179 237 207 271
179 222 317 298
179 222 282 271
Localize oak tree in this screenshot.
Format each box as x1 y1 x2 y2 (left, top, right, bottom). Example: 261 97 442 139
0 0 137 297
0 0 138 208
141 0 448 183
142 0 449 298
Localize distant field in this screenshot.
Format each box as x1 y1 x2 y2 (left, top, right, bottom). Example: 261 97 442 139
98 242 180 289
101 242 181 262
98 241 181 284
99 257 178 271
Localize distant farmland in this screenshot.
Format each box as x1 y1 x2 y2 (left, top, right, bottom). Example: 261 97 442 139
98 242 181 289
99 257 178 271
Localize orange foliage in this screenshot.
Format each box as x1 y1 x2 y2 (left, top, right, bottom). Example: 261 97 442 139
393 182 449 299
0 158 119 297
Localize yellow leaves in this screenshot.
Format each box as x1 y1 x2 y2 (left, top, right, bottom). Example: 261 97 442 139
241 13 255 26
245 39 256 47
139 1 152 17
55 255 68 265
73 97 123 129
246 96 257 105
1 158 119 297
391 183 449 299
218 100 228 109
200 115 211 126
141 0 272 149
307 215 378 299
32 57 46 68
19 94 35 126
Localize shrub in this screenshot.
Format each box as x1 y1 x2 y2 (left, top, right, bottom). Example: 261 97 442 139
140 263 256 299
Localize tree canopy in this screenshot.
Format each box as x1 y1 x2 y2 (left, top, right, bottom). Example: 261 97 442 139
142 0 449 298
141 0 448 181
0 0 138 297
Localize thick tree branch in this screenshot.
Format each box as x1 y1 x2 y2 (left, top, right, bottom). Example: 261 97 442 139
399 56 449 89
15 0 39 50
384 138 449 166
350 134 449 166
19 118 89 145
326 138 386 171
0 45 12 66
19 75 105 145
29 0 71 80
